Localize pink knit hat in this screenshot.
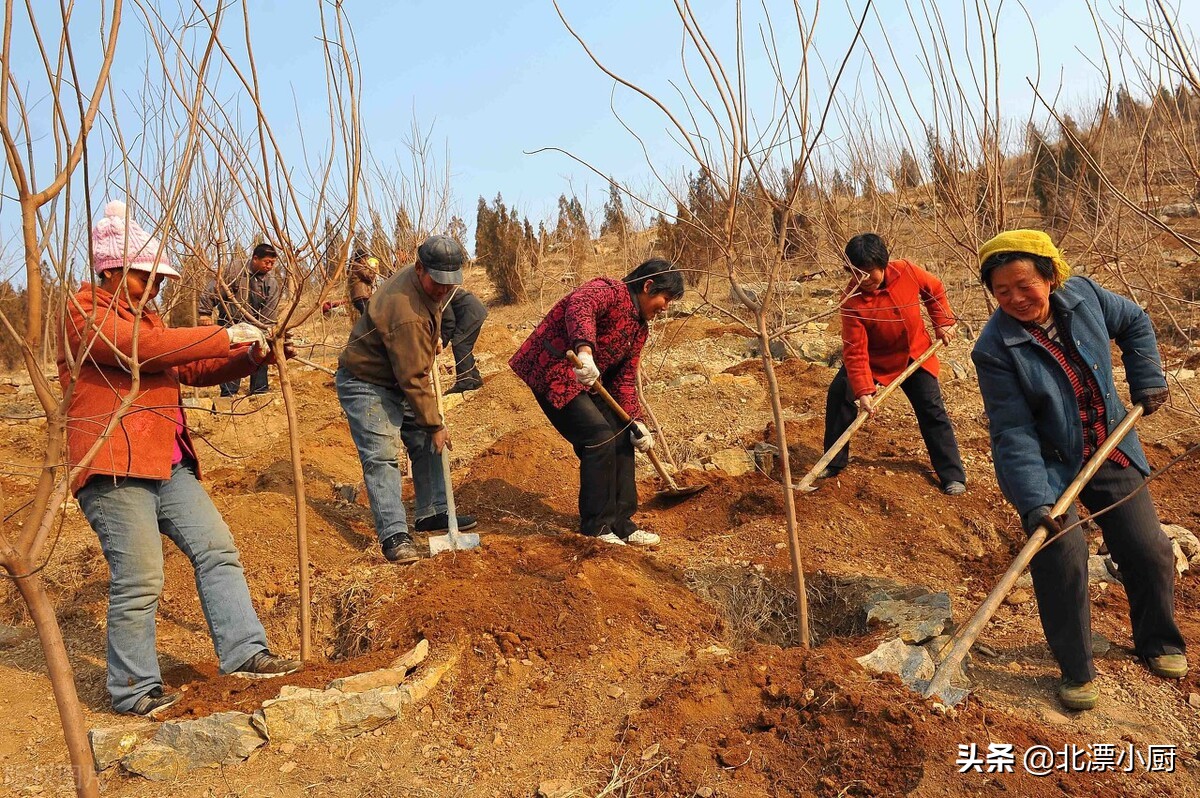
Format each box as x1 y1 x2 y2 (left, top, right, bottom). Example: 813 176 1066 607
91 200 181 278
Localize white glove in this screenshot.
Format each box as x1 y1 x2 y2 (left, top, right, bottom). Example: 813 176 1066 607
227 322 267 349
572 351 600 387
630 421 655 452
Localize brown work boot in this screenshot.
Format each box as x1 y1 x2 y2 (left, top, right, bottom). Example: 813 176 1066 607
1147 653 1188 679
1058 678 1099 711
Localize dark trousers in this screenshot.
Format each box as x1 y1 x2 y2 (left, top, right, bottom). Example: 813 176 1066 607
441 291 488 387
823 365 965 485
1029 461 1185 683
221 362 268 397
536 390 637 538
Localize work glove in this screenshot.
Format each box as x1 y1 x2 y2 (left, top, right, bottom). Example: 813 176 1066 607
1021 505 1064 537
630 421 655 453
1134 387 1169 416
572 351 600 387
227 322 267 350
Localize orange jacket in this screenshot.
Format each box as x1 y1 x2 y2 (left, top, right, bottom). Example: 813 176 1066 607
59 285 260 494
839 259 955 398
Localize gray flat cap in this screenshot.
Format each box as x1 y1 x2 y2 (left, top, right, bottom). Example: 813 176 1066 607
416 235 466 285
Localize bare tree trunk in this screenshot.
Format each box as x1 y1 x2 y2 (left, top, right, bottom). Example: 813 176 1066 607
8 557 99 798
755 313 809 648
274 349 311 660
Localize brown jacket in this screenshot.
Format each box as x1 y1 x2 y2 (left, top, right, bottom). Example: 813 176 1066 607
337 265 442 428
348 257 378 301
60 284 262 494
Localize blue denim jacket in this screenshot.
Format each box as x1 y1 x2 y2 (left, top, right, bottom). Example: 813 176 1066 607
971 277 1166 519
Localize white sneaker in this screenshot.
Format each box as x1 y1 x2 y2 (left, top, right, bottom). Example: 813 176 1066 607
625 529 660 546
597 532 627 546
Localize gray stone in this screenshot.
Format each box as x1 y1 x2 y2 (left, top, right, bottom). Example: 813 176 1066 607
152 711 265 768
399 657 457 705
949 360 973 381
333 482 360 504
89 722 157 771
121 742 188 782
328 639 430 692
1163 524 1199 563
798 340 828 363
1087 554 1121 585
253 686 403 743
865 592 952 645
1158 203 1199 218
857 638 934 687
708 448 754 477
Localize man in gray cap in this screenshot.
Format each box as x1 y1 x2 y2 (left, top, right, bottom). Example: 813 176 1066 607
336 235 478 564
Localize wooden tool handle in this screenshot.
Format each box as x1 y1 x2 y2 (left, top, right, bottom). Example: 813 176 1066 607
565 350 680 489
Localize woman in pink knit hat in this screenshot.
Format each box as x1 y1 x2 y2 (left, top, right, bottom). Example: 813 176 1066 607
60 201 301 717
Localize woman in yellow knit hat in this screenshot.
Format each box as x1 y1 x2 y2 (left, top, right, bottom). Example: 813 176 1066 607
971 229 1185 711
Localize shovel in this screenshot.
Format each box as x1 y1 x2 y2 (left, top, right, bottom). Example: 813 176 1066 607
793 340 944 493
566 350 707 500
428 353 481 555
922 403 1145 703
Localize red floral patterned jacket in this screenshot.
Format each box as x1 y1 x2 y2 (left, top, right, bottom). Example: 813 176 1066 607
509 277 647 419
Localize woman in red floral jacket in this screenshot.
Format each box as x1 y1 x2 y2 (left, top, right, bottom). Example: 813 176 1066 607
821 233 966 494
511 259 684 546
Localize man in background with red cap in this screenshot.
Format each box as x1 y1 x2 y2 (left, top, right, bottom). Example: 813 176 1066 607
64 201 300 718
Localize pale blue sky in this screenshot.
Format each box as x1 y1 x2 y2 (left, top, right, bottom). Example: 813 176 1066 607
3 0 1198 268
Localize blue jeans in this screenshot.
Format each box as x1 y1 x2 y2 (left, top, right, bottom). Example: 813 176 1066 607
77 462 268 712
335 368 446 543
221 362 269 396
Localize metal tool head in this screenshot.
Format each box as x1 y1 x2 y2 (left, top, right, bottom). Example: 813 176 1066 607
428 529 481 556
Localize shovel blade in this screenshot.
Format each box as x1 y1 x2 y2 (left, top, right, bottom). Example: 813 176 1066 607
428 531 482 556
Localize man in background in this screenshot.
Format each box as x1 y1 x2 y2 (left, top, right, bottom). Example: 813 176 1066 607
199 242 284 396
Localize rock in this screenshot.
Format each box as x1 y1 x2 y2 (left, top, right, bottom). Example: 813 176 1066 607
1004 589 1032 606
253 686 404 743
751 442 778 474
605 685 625 699
746 338 788 361
669 373 707 388
89 722 157 771
152 711 265 768
328 639 430 693
949 360 973 381
1087 554 1120 585
711 372 759 389
442 392 465 411
797 339 831 364
121 742 189 782
332 482 360 504
1163 524 1200 563
865 592 952 645
857 638 934 686
537 779 574 798
1171 368 1197 382
697 644 732 658
697 788 714 798
1158 203 1199 218
708 448 754 477
397 655 456 705
1188 692 1200 710
390 639 432 671
182 397 215 412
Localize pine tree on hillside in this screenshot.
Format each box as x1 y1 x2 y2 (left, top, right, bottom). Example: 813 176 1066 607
600 178 629 242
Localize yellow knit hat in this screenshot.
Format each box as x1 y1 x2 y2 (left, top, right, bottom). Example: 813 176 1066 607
977 229 1072 286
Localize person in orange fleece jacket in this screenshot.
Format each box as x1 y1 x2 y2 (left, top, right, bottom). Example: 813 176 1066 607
820 232 966 495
